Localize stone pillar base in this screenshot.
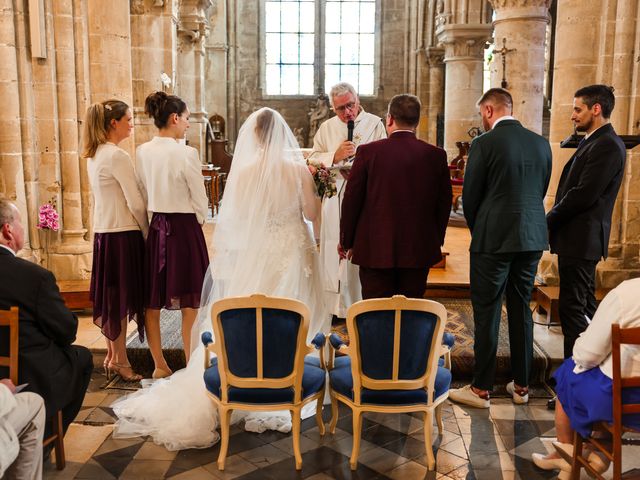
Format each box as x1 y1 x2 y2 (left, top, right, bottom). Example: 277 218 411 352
48 251 93 281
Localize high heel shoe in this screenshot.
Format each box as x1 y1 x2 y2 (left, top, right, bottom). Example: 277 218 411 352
152 368 172 379
108 362 143 382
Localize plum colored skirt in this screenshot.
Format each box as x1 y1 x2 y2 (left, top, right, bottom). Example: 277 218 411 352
145 212 209 310
554 357 640 437
90 230 146 342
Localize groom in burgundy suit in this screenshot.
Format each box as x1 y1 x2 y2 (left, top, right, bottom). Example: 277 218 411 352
339 94 452 299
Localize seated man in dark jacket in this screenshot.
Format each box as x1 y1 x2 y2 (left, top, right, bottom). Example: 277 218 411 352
0 199 93 440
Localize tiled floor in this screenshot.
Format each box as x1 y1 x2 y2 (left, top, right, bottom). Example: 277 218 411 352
43 370 639 479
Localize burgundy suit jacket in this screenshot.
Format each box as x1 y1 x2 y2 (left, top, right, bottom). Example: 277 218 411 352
340 131 452 269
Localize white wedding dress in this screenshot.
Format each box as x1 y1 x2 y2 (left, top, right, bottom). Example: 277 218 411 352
112 108 330 450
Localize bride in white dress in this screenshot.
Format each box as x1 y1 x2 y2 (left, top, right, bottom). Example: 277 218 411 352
112 108 330 450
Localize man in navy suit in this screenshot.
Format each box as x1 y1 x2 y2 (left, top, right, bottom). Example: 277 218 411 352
339 94 452 299
0 200 93 439
547 85 626 360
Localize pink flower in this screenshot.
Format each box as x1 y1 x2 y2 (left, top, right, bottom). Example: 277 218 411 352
37 200 60 231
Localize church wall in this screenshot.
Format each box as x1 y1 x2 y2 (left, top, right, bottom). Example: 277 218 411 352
541 0 640 288
224 0 412 148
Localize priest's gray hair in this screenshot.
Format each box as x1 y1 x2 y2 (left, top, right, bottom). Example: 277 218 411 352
0 199 17 227
329 82 358 107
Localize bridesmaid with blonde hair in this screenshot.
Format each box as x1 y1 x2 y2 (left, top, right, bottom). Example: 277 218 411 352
83 99 148 382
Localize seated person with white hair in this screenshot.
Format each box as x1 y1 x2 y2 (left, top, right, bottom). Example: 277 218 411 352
0 199 93 449
532 277 640 478
0 378 46 480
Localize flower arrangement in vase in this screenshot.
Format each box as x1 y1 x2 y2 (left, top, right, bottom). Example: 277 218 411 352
36 199 59 268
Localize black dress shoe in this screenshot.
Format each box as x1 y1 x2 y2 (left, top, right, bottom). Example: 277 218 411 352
547 396 557 410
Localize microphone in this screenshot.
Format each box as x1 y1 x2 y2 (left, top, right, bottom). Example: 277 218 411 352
347 120 354 142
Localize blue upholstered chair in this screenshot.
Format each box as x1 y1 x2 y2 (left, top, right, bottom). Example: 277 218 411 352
201 294 326 470
327 295 451 471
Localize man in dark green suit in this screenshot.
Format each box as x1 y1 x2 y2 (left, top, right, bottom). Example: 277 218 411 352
449 89 552 408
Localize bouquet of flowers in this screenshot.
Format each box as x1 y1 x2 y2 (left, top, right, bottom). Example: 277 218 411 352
307 160 337 199
37 200 60 231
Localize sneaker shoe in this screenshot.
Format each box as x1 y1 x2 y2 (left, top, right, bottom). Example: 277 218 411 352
506 381 529 404
448 384 490 408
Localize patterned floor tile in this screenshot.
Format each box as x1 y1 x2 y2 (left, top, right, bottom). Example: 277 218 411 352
356 445 411 474
237 443 291 468
202 455 258 479
134 441 179 461
385 459 430 479
74 459 117 479
119 459 173 479
166 466 219 479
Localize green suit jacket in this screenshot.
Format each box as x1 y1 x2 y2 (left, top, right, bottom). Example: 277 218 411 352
463 119 552 253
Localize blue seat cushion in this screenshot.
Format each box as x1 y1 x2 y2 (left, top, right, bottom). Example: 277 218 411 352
305 355 350 369
442 332 455 349
328 357 451 405
203 362 325 404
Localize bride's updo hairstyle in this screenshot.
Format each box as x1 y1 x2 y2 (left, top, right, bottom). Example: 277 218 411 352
254 108 274 146
144 91 187 129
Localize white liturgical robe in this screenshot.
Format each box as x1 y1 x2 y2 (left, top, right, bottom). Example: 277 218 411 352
309 108 386 317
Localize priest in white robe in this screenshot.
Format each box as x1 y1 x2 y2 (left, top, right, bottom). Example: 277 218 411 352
309 82 387 320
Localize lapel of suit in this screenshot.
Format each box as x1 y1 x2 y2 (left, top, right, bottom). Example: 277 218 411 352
555 126 610 201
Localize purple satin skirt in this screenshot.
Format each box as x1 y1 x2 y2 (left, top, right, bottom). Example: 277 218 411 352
90 230 146 341
145 212 209 310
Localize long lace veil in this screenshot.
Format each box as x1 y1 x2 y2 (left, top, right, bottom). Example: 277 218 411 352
191 107 324 350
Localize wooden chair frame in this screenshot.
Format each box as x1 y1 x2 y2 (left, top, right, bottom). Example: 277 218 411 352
0 307 65 470
570 324 640 480
328 295 449 470
203 294 326 470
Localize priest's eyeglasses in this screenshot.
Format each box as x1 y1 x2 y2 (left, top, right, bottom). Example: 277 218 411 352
333 102 356 113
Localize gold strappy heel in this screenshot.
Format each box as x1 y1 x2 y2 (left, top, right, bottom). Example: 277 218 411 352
108 362 143 382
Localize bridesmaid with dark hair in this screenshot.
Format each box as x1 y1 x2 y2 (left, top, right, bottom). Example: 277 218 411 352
84 99 148 382
136 91 209 378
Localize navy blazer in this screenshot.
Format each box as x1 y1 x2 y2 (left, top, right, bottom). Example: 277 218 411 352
547 123 626 260
0 248 80 416
340 131 452 269
463 119 552 253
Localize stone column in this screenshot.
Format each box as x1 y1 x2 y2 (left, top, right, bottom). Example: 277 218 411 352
130 0 179 146
0 0 30 250
204 1 228 124
87 0 135 155
176 0 212 161
489 0 551 134
424 47 445 145
546 0 602 208
51 0 89 256
436 24 493 158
